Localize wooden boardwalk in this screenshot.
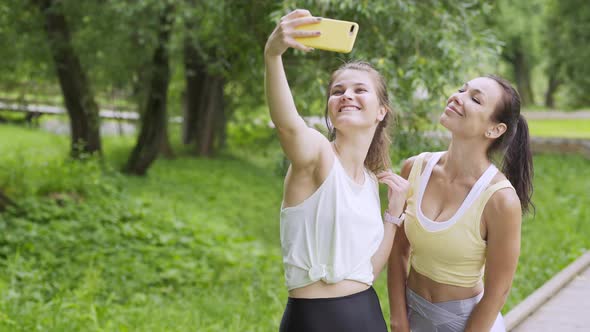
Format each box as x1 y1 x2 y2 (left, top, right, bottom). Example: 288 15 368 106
0 99 181 123
507 252 590 331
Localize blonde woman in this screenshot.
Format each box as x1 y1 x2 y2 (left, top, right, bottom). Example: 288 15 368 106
265 9 409 331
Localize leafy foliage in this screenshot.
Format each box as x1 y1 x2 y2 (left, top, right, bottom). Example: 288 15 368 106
1 1 502 154
271 0 501 156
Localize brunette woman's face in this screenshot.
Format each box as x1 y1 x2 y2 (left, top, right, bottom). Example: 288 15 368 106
439 77 504 138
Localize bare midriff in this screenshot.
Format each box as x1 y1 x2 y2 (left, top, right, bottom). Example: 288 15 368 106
407 268 483 303
288 280 370 299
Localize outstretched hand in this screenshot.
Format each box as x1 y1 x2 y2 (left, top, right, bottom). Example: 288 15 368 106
377 170 410 218
264 9 322 57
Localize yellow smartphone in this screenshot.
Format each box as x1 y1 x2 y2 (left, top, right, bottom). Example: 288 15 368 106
295 18 359 53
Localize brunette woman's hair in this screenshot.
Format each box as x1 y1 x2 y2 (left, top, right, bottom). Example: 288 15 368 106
486 75 534 214
324 61 394 173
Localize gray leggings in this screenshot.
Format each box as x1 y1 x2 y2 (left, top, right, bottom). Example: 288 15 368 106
406 287 505 332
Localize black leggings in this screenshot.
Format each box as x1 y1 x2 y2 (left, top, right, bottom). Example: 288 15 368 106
279 287 388 332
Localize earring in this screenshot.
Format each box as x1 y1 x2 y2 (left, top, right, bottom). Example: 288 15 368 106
486 132 491 137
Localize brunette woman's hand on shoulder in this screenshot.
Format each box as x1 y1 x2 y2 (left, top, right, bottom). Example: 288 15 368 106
264 9 329 170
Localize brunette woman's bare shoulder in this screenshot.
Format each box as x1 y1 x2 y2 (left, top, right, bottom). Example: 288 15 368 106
484 171 521 230
489 170 509 185
400 152 433 179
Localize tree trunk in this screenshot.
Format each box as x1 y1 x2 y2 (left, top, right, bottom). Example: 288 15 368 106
36 0 101 158
512 49 535 106
0 190 14 212
182 46 226 156
123 5 174 175
159 122 175 159
182 38 207 145
130 32 174 159
197 76 225 156
544 73 560 109
215 86 227 151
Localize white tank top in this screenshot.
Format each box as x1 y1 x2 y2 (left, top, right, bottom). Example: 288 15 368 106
280 156 384 291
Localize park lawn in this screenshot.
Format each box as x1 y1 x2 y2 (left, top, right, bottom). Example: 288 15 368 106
527 119 590 138
0 124 589 331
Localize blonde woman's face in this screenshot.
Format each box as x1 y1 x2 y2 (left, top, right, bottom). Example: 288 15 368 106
327 69 385 132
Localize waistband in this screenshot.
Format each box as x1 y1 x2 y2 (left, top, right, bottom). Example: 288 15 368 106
406 287 483 318
288 286 375 303
405 287 505 332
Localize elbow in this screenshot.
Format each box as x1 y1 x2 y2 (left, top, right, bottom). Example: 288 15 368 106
373 267 383 282
372 256 388 281
389 247 410 267
498 287 511 305
497 283 512 302
482 286 511 310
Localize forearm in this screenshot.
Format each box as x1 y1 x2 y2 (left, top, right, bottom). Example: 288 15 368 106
264 55 306 132
371 223 397 278
464 293 506 332
388 246 410 331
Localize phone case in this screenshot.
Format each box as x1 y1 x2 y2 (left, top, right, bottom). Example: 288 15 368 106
295 18 359 53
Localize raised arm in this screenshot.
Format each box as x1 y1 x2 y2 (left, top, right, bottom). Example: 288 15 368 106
387 157 415 332
264 10 328 167
464 187 522 332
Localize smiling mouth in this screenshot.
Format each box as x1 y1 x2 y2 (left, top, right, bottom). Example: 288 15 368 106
445 104 463 116
338 106 361 112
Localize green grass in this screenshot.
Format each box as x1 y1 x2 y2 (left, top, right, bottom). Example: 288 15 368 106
435 116 590 139
0 124 589 330
505 153 590 310
0 125 286 331
527 119 590 138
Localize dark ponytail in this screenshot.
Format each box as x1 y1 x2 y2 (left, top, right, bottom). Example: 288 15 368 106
503 115 534 214
486 75 534 214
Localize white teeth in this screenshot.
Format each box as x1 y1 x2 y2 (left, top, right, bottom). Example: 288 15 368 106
340 106 359 112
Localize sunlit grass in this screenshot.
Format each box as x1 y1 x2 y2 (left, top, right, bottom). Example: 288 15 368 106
0 124 588 330
527 119 590 138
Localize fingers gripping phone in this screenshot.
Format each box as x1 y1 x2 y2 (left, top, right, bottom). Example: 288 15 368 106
295 18 359 53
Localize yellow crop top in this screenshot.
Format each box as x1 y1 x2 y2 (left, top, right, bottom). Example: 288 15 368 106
404 152 514 288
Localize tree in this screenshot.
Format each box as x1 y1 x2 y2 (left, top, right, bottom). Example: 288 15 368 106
123 3 175 175
34 0 102 157
492 0 545 106
181 0 225 156
502 36 536 106
544 0 590 108
180 0 278 156
0 190 14 212
3 0 503 165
